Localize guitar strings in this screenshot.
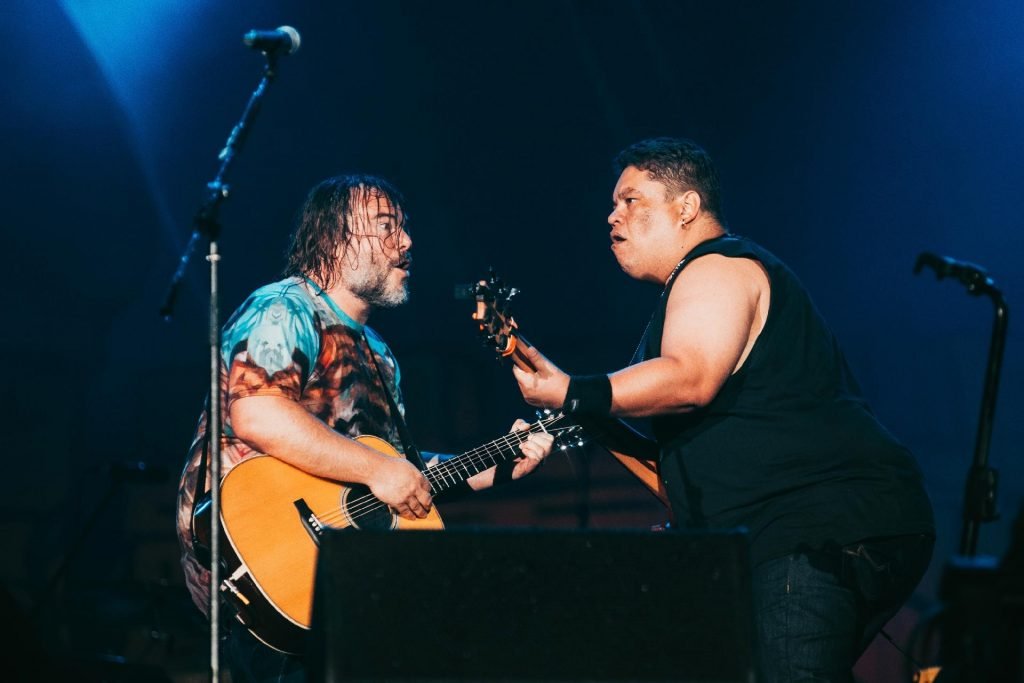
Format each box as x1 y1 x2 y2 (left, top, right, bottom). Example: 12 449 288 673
317 418 569 525
316 425 550 526
413 413 571 491
314 415 571 527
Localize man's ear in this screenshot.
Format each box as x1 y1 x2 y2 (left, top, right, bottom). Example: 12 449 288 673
676 190 702 226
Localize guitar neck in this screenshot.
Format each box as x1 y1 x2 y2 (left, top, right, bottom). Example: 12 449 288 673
424 421 546 494
503 331 668 509
503 329 537 373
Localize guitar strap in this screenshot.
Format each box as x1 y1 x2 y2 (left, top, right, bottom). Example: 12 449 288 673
303 275 426 471
193 399 211 495
189 401 212 561
363 334 427 472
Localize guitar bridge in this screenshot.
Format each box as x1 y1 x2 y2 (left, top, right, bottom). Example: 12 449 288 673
293 499 322 547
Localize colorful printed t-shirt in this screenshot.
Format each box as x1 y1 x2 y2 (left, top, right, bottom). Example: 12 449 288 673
175 276 405 613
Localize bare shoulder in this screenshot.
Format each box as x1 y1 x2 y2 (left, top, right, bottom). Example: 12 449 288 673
673 253 769 299
665 254 770 375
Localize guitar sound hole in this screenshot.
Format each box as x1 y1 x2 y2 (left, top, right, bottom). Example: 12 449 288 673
342 484 396 530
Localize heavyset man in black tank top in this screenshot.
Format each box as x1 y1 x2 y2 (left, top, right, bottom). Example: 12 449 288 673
513 137 935 682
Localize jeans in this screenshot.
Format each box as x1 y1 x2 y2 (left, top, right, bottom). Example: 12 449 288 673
224 622 307 683
753 534 934 683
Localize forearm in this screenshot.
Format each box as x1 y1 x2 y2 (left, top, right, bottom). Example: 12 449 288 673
230 395 392 485
466 469 498 490
607 357 709 418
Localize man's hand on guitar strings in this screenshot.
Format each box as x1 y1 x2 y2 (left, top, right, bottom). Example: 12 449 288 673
369 456 433 520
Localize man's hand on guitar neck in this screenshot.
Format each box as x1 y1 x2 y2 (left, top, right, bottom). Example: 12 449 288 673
512 345 570 411
462 418 555 490
508 418 555 479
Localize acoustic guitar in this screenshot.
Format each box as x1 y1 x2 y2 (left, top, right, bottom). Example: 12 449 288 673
193 412 582 654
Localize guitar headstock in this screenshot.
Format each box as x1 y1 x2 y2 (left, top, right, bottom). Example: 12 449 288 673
458 268 523 361
536 409 587 453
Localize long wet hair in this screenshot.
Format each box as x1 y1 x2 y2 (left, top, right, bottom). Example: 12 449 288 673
283 174 406 290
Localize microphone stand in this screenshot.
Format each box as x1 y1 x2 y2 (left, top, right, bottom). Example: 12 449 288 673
160 51 283 681
914 252 1009 557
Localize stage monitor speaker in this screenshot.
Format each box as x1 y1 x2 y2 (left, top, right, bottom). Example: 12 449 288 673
308 527 755 683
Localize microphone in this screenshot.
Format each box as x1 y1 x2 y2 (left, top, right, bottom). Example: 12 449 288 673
914 251 997 296
914 251 987 280
243 26 301 55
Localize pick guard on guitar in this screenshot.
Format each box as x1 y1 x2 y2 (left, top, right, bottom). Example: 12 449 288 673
218 435 442 646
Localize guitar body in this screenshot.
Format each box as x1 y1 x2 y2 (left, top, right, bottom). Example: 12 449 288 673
216 435 443 654
566 413 669 509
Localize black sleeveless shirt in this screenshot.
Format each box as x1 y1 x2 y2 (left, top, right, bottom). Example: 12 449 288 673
645 234 934 566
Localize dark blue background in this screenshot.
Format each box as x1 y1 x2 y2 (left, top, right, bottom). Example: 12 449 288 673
2 1 1021 679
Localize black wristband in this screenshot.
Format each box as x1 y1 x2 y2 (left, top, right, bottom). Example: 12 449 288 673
491 458 515 487
563 374 613 417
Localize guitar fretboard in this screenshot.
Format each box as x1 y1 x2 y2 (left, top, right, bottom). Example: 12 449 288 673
424 416 567 494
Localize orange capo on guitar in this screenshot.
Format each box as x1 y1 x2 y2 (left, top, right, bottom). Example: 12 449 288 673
469 277 532 369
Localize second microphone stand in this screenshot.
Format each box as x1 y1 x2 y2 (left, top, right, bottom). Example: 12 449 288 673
914 252 1009 557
